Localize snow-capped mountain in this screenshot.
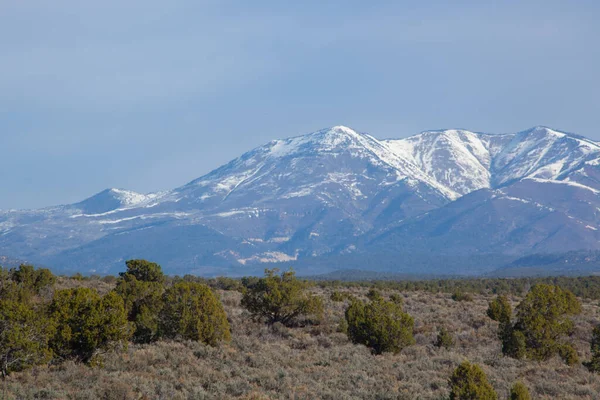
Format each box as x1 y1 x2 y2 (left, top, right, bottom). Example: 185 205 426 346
385 129 509 197
1 125 600 276
74 188 163 214
385 126 600 197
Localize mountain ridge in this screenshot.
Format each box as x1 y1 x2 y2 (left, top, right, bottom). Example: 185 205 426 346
1 124 600 276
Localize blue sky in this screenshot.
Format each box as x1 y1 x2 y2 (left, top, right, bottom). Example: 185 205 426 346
1 1 599 209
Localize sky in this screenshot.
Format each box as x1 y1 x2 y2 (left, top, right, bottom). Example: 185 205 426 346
1 0 599 209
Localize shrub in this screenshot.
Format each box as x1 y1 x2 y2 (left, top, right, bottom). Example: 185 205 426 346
330 291 345 302
503 329 526 360
345 296 415 354
452 290 473 302
337 317 348 334
448 361 497 400
240 276 260 289
115 260 165 343
0 300 53 376
0 278 28 303
487 295 511 323
159 282 230 345
116 275 163 344
71 272 85 281
509 381 531 400
511 284 581 362
10 264 56 294
1 265 56 302
558 343 579 366
434 326 454 349
489 285 581 364
366 288 382 301
586 324 600 372
389 293 404 306
49 288 132 364
487 295 522 358
241 269 323 326
212 277 243 292
119 259 165 284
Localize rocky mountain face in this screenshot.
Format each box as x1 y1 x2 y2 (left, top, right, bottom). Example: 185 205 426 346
1 125 599 276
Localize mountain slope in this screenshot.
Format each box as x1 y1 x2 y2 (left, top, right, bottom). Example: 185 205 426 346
2 124 600 276
385 129 510 197
385 126 600 197
0 126 453 274
492 126 600 187
363 177 600 274
75 188 161 214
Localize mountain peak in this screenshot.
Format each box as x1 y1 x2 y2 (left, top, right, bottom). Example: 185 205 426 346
75 188 152 214
106 188 152 206
263 125 372 159
308 125 363 141
330 125 357 134
418 128 477 135
518 125 566 138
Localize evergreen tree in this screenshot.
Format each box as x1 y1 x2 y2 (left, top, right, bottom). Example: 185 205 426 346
1 264 56 303
345 296 415 354
49 288 132 364
488 285 581 364
512 284 581 362
241 269 323 326
0 300 53 376
585 324 600 372
486 295 523 358
159 282 230 345
10 264 55 294
115 260 165 343
486 295 511 324
120 259 165 284
503 329 527 360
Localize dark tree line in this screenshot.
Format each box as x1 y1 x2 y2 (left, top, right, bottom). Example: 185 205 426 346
316 275 600 300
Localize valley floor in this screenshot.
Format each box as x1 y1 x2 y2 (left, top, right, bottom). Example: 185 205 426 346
4 287 600 399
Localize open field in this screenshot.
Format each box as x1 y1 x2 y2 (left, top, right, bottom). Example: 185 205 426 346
3 281 600 399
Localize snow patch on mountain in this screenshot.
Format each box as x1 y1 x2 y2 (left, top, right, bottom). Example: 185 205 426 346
492 126 600 186
108 189 156 207
237 251 298 265
266 126 378 158
525 177 600 194
383 126 600 199
385 130 498 197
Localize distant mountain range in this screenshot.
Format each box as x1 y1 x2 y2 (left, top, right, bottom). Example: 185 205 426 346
2 125 600 277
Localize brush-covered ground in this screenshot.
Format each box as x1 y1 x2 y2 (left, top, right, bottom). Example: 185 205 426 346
3 280 600 399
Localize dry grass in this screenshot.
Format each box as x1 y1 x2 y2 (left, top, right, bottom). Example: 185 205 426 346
53 276 116 295
3 286 600 399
